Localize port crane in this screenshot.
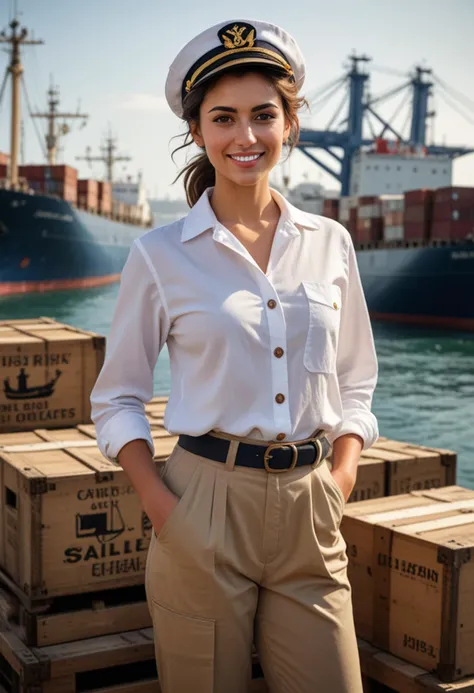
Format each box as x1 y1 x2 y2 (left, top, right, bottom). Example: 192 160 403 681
296 54 474 195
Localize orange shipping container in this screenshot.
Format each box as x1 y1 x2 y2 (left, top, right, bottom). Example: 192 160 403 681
98 181 112 201
99 198 112 215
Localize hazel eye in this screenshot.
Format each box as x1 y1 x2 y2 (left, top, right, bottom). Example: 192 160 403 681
213 115 232 123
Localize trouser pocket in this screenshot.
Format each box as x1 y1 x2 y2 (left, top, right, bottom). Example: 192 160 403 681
152 598 215 693
155 444 201 542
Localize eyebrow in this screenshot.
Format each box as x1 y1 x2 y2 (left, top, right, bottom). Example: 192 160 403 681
208 102 279 114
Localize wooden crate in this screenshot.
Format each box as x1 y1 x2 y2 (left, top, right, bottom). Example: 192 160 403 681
342 486 474 681
0 318 105 434
347 439 457 503
0 581 152 647
0 428 173 603
0 627 267 692
358 638 474 692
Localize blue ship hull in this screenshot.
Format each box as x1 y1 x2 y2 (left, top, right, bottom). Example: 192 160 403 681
1 190 474 330
0 189 144 292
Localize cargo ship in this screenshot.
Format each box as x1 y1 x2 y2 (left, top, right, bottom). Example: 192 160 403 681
0 18 152 295
286 174 474 331
1 18 474 331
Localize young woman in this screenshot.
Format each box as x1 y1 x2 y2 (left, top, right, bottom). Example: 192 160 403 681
90 19 379 693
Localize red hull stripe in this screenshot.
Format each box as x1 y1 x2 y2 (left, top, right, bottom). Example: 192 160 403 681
370 311 474 331
0 274 121 295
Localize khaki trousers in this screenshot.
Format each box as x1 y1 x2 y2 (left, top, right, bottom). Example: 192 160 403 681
145 438 363 693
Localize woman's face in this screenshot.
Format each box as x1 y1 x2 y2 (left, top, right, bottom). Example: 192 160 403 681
191 72 291 188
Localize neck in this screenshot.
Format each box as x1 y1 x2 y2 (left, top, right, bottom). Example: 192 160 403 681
210 175 279 227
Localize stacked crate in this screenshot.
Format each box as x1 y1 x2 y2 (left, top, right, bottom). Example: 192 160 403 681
342 485 474 688
0 319 469 691
19 165 78 203
0 318 105 434
77 179 99 212
431 186 474 242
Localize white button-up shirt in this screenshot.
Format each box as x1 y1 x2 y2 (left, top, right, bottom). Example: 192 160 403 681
90 187 379 463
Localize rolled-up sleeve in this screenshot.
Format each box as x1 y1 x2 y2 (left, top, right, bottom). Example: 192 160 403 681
334 231 379 450
90 238 169 463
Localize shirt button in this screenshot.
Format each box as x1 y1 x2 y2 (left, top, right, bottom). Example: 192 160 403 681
274 347 284 358
275 393 285 404
267 299 277 309
333 302 339 310
276 433 286 441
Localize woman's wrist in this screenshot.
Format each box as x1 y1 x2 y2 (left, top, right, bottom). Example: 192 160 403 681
330 433 363 501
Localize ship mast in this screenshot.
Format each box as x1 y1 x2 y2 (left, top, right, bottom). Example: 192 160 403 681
0 18 43 188
76 133 131 183
31 80 88 165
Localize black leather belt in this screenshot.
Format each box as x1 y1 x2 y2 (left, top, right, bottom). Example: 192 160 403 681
177 432 331 473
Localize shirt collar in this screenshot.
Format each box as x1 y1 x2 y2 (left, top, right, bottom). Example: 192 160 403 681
181 186 320 243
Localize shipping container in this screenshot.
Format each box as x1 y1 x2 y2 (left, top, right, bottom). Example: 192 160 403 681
355 219 383 244
431 220 474 242
322 199 339 220
380 194 404 214
19 164 77 183
405 188 434 205
403 222 429 242
432 201 474 223
77 179 99 211
99 197 112 215
384 225 404 242
77 179 98 192
434 186 474 204
98 181 112 201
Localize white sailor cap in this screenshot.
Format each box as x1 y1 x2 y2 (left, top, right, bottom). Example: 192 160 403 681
165 19 306 119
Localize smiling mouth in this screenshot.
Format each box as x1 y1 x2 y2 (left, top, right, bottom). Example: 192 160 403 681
227 153 264 162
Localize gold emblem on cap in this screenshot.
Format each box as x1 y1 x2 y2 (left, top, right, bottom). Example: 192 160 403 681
184 22 293 95
221 25 255 49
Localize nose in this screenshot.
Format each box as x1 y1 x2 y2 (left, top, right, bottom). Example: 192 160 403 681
234 120 258 148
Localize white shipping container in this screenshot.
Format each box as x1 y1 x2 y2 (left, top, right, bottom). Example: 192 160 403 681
380 194 404 213
384 225 404 241
340 195 358 211
359 203 382 219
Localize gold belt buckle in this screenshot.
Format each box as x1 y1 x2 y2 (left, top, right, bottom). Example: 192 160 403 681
312 437 324 468
263 442 298 473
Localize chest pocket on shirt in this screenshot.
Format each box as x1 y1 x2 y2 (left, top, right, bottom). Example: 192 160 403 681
302 282 342 374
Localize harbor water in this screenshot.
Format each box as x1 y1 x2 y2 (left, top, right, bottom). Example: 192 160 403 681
1 285 473 490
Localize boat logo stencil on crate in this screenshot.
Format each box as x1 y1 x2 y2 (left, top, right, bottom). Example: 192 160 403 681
3 366 62 400
75 499 126 544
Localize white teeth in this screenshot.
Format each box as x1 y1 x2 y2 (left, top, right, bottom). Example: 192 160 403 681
230 154 261 162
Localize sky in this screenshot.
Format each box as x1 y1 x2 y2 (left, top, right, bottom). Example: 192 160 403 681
0 0 473 200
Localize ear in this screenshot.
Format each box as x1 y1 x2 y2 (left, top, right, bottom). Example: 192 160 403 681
190 121 204 148
283 119 292 145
